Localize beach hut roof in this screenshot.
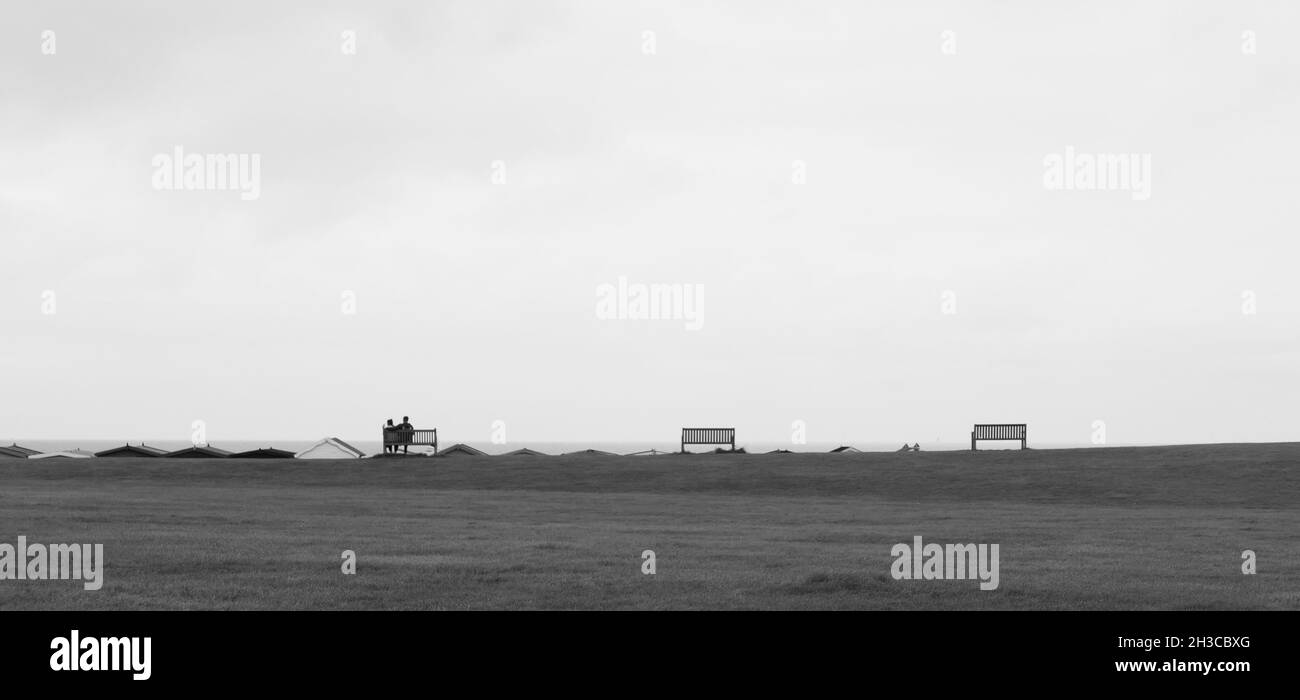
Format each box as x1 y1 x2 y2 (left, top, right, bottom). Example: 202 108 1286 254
295 438 366 459
502 447 548 456
331 438 365 456
29 449 96 460
230 447 296 459
95 443 168 458
165 445 232 458
437 443 487 457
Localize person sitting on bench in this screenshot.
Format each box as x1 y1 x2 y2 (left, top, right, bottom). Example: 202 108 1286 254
396 416 414 454
382 419 398 453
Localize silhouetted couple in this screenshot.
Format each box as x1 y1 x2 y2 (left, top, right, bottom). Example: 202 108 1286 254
383 416 414 454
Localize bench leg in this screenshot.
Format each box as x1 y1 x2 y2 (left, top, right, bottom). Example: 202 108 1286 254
971 432 976 451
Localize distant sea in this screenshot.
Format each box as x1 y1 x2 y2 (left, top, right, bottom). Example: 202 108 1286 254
5 439 1110 457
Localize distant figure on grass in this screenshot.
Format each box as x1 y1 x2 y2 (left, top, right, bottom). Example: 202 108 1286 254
397 416 414 454
382 419 398 453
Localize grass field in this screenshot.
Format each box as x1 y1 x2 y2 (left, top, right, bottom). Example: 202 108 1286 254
1 444 1297 610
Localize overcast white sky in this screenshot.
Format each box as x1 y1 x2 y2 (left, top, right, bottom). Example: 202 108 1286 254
2 1 1298 446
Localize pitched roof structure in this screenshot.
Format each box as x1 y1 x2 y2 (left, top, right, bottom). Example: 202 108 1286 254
501 447 548 456
332 438 365 456
562 448 617 456
229 447 296 459
2 444 40 456
95 444 168 458
436 443 487 457
29 449 96 460
830 446 862 453
295 438 366 459
165 445 232 458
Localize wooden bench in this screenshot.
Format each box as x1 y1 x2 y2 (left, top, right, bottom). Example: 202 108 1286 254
970 424 1026 450
383 428 438 453
681 428 736 453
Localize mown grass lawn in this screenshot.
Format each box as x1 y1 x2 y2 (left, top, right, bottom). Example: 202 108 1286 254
1 444 1296 609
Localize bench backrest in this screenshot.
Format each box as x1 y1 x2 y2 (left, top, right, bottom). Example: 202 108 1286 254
681 428 735 445
383 428 438 446
972 424 1026 440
